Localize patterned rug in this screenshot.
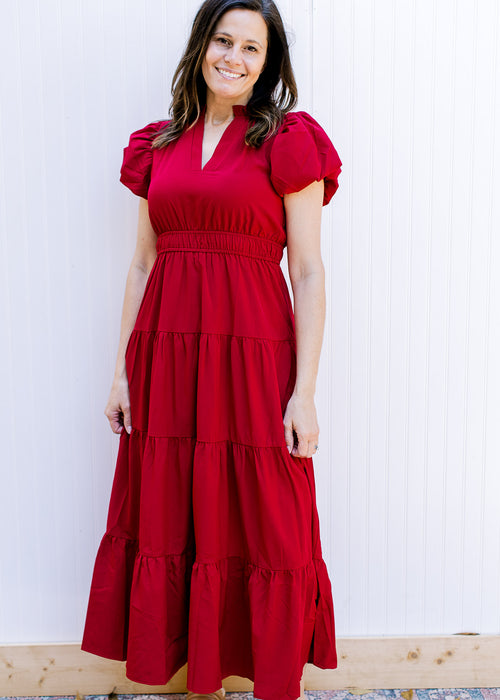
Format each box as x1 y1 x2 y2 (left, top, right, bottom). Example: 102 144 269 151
3 690 500 700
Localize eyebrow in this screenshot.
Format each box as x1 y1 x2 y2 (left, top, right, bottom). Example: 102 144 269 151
214 31 264 49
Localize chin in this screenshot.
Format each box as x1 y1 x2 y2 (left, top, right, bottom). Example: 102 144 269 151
211 87 248 101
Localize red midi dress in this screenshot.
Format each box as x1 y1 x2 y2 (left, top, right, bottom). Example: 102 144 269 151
81 103 343 700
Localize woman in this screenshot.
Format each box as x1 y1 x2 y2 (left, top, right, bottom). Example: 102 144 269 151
81 2 342 699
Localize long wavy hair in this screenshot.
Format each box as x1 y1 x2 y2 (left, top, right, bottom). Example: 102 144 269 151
151 0 298 150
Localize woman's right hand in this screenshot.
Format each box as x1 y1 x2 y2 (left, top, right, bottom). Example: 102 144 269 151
104 374 132 434
104 198 156 436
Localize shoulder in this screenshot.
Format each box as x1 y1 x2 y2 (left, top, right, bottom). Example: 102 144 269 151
271 111 340 162
274 110 327 135
119 119 170 198
269 110 343 206
125 118 170 149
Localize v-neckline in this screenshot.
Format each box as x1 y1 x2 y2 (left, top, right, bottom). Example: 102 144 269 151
191 103 248 172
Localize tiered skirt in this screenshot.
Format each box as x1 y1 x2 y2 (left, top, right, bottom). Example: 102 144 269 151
81 231 337 700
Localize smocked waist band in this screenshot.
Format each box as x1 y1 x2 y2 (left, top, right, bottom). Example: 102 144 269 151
155 230 284 264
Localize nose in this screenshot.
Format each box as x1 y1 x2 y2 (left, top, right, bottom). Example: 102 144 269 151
224 44 242 65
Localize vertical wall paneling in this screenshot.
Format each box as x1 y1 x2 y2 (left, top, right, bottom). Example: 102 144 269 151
0 0 499 644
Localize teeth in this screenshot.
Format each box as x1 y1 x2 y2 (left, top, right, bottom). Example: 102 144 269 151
217 67 243 79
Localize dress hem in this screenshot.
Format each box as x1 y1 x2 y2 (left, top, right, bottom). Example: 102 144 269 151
81 532 338 696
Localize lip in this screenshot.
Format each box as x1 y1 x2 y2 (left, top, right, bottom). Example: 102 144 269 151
215 66 245 79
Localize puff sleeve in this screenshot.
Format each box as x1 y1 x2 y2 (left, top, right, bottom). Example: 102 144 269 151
119 120 164 199
270 111 342 206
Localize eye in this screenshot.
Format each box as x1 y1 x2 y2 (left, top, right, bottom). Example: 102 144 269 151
215 36 230 46
246 45 258 52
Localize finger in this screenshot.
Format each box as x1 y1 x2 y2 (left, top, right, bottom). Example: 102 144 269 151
292 431 308 458
283 422 294 453
122 403 132 434
308 440 318 458
105 407 124 434
111 414 124 434
108 416 123 434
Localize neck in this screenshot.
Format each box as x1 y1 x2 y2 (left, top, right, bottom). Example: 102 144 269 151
204 92 248 126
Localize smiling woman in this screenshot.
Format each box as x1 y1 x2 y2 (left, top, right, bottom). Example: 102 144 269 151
152 0 298 149
201 9 268 109
80 2 343 700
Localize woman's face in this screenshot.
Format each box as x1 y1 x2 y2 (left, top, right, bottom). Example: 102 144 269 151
201 8 268 106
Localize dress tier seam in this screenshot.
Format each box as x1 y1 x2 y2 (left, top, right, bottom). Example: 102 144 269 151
128 430 293 450
130 328 295 344
102 533 322 572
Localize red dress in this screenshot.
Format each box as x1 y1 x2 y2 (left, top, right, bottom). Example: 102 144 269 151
81 103 342 700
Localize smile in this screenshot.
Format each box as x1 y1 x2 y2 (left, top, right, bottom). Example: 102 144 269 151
216 67 244 80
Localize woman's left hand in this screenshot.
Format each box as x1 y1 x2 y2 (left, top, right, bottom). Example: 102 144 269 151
283 391 320 458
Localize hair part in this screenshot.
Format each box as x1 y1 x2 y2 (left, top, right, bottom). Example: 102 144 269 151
151 0 297 150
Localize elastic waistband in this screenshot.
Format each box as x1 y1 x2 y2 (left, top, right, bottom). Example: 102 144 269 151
155 230 284 264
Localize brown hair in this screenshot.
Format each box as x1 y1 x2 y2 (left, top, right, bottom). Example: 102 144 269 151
151 0 298 150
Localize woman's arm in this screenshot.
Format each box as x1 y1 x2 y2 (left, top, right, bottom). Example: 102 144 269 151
282 179 326 458
104 197 157 434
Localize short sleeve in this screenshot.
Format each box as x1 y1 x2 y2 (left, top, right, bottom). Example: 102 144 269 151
270 111 342 206
119 120 165 199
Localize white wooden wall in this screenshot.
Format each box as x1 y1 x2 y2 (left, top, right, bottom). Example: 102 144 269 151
0 0 499 645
